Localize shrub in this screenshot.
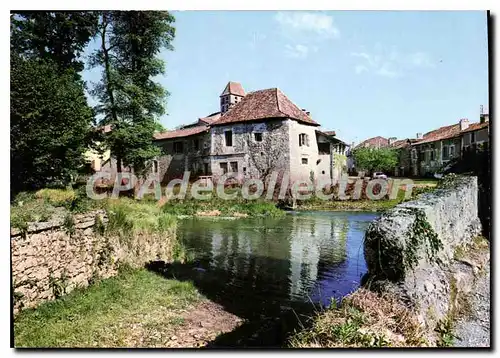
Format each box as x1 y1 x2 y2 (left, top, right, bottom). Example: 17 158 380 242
11 199 53 228
106 198 176 238
35 188 76 207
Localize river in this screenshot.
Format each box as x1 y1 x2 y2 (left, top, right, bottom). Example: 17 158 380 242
177 211 378 310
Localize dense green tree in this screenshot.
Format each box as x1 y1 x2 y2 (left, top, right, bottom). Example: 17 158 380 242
11 11 98 74
11 54 94 192
90 11 175 175
10 12 98 193
352 147 398 175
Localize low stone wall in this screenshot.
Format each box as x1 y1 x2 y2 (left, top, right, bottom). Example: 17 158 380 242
11 210 175 314
364 176 482 336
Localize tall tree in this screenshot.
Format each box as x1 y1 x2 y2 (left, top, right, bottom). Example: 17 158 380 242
90 11 175 176
10 12 97 193
11 11 98 74
11 54 94 192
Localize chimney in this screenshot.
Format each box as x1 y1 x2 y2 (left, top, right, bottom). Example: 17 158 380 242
388 137 397 146
459 118 469 131
480 106 489 123
416 133 423 139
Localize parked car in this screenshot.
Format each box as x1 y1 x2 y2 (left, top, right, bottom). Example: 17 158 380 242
372 172 388 179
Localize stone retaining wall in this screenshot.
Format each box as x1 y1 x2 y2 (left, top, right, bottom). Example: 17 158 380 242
364 176 482 334
11 210 175 314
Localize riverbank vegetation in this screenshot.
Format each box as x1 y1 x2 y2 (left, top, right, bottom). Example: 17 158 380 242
14 267 203 347
296 178 437 212
288 288 426 348
161 198 285 218
10 187 286 233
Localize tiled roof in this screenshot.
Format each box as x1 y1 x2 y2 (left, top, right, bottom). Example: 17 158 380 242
199 112 221 124
355 136 389 149
213 88 319 126
153 125 209 140
323 130 336 137
413 124 461 145
391 139 412 149
220 82 246 97
461 121 489 133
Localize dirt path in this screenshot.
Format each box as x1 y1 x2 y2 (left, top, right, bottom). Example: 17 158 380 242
453 263 490 347
149 301 244 348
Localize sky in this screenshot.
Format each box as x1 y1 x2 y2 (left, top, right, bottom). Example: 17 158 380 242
82 11 489 145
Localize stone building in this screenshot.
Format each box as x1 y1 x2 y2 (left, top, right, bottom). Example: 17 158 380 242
152 82 349 185
409 113 489 177
354 109 490 178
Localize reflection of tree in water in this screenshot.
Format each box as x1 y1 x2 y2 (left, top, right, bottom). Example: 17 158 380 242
177 213 372 311
289 214 350 300
179 217 295 315
309 213 379 306
154 213 376 346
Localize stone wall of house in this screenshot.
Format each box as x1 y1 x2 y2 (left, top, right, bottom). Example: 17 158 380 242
288 120 320 183
155 133 211 184
415 137 462 176
395 147 411 177
210 119 291 182
11 210 175 314
363 176 482 332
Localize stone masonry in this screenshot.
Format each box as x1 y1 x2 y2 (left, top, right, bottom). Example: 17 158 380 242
363 176 483 336
11 210 175 314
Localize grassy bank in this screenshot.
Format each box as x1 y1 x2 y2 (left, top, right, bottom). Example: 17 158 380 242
296 180 438 212
14 268 202 348
11 187 286 232
161 198 284 218
288 289 426 348
10 187 104 231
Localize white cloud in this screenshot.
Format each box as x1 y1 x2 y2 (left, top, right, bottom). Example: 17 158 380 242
355 65 368 74
275 11 340 38
285 44 310 59
408 52 435 68
376 64 400 78
351 46 434 78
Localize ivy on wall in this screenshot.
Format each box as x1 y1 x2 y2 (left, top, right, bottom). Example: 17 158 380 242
403 208 443 271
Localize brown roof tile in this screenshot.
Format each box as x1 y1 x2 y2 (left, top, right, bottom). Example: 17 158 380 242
213 88 319 126
323 130 336 137
220 82 246 97
153 125 209 140
414 124 461 145
355 136 389 149
199 112 221 124
461 121 489 133
391 139 411 149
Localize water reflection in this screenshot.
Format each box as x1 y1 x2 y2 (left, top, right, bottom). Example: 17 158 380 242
178 211 378 308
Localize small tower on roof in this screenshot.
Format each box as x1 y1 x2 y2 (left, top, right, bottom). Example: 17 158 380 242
220 81 245 114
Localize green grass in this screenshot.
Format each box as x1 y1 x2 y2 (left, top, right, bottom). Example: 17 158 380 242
161 197 285 218
14 268 202 348
11 187 105 230
106 198 176 237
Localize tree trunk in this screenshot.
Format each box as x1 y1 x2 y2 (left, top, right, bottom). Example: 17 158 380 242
101 14 121 175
